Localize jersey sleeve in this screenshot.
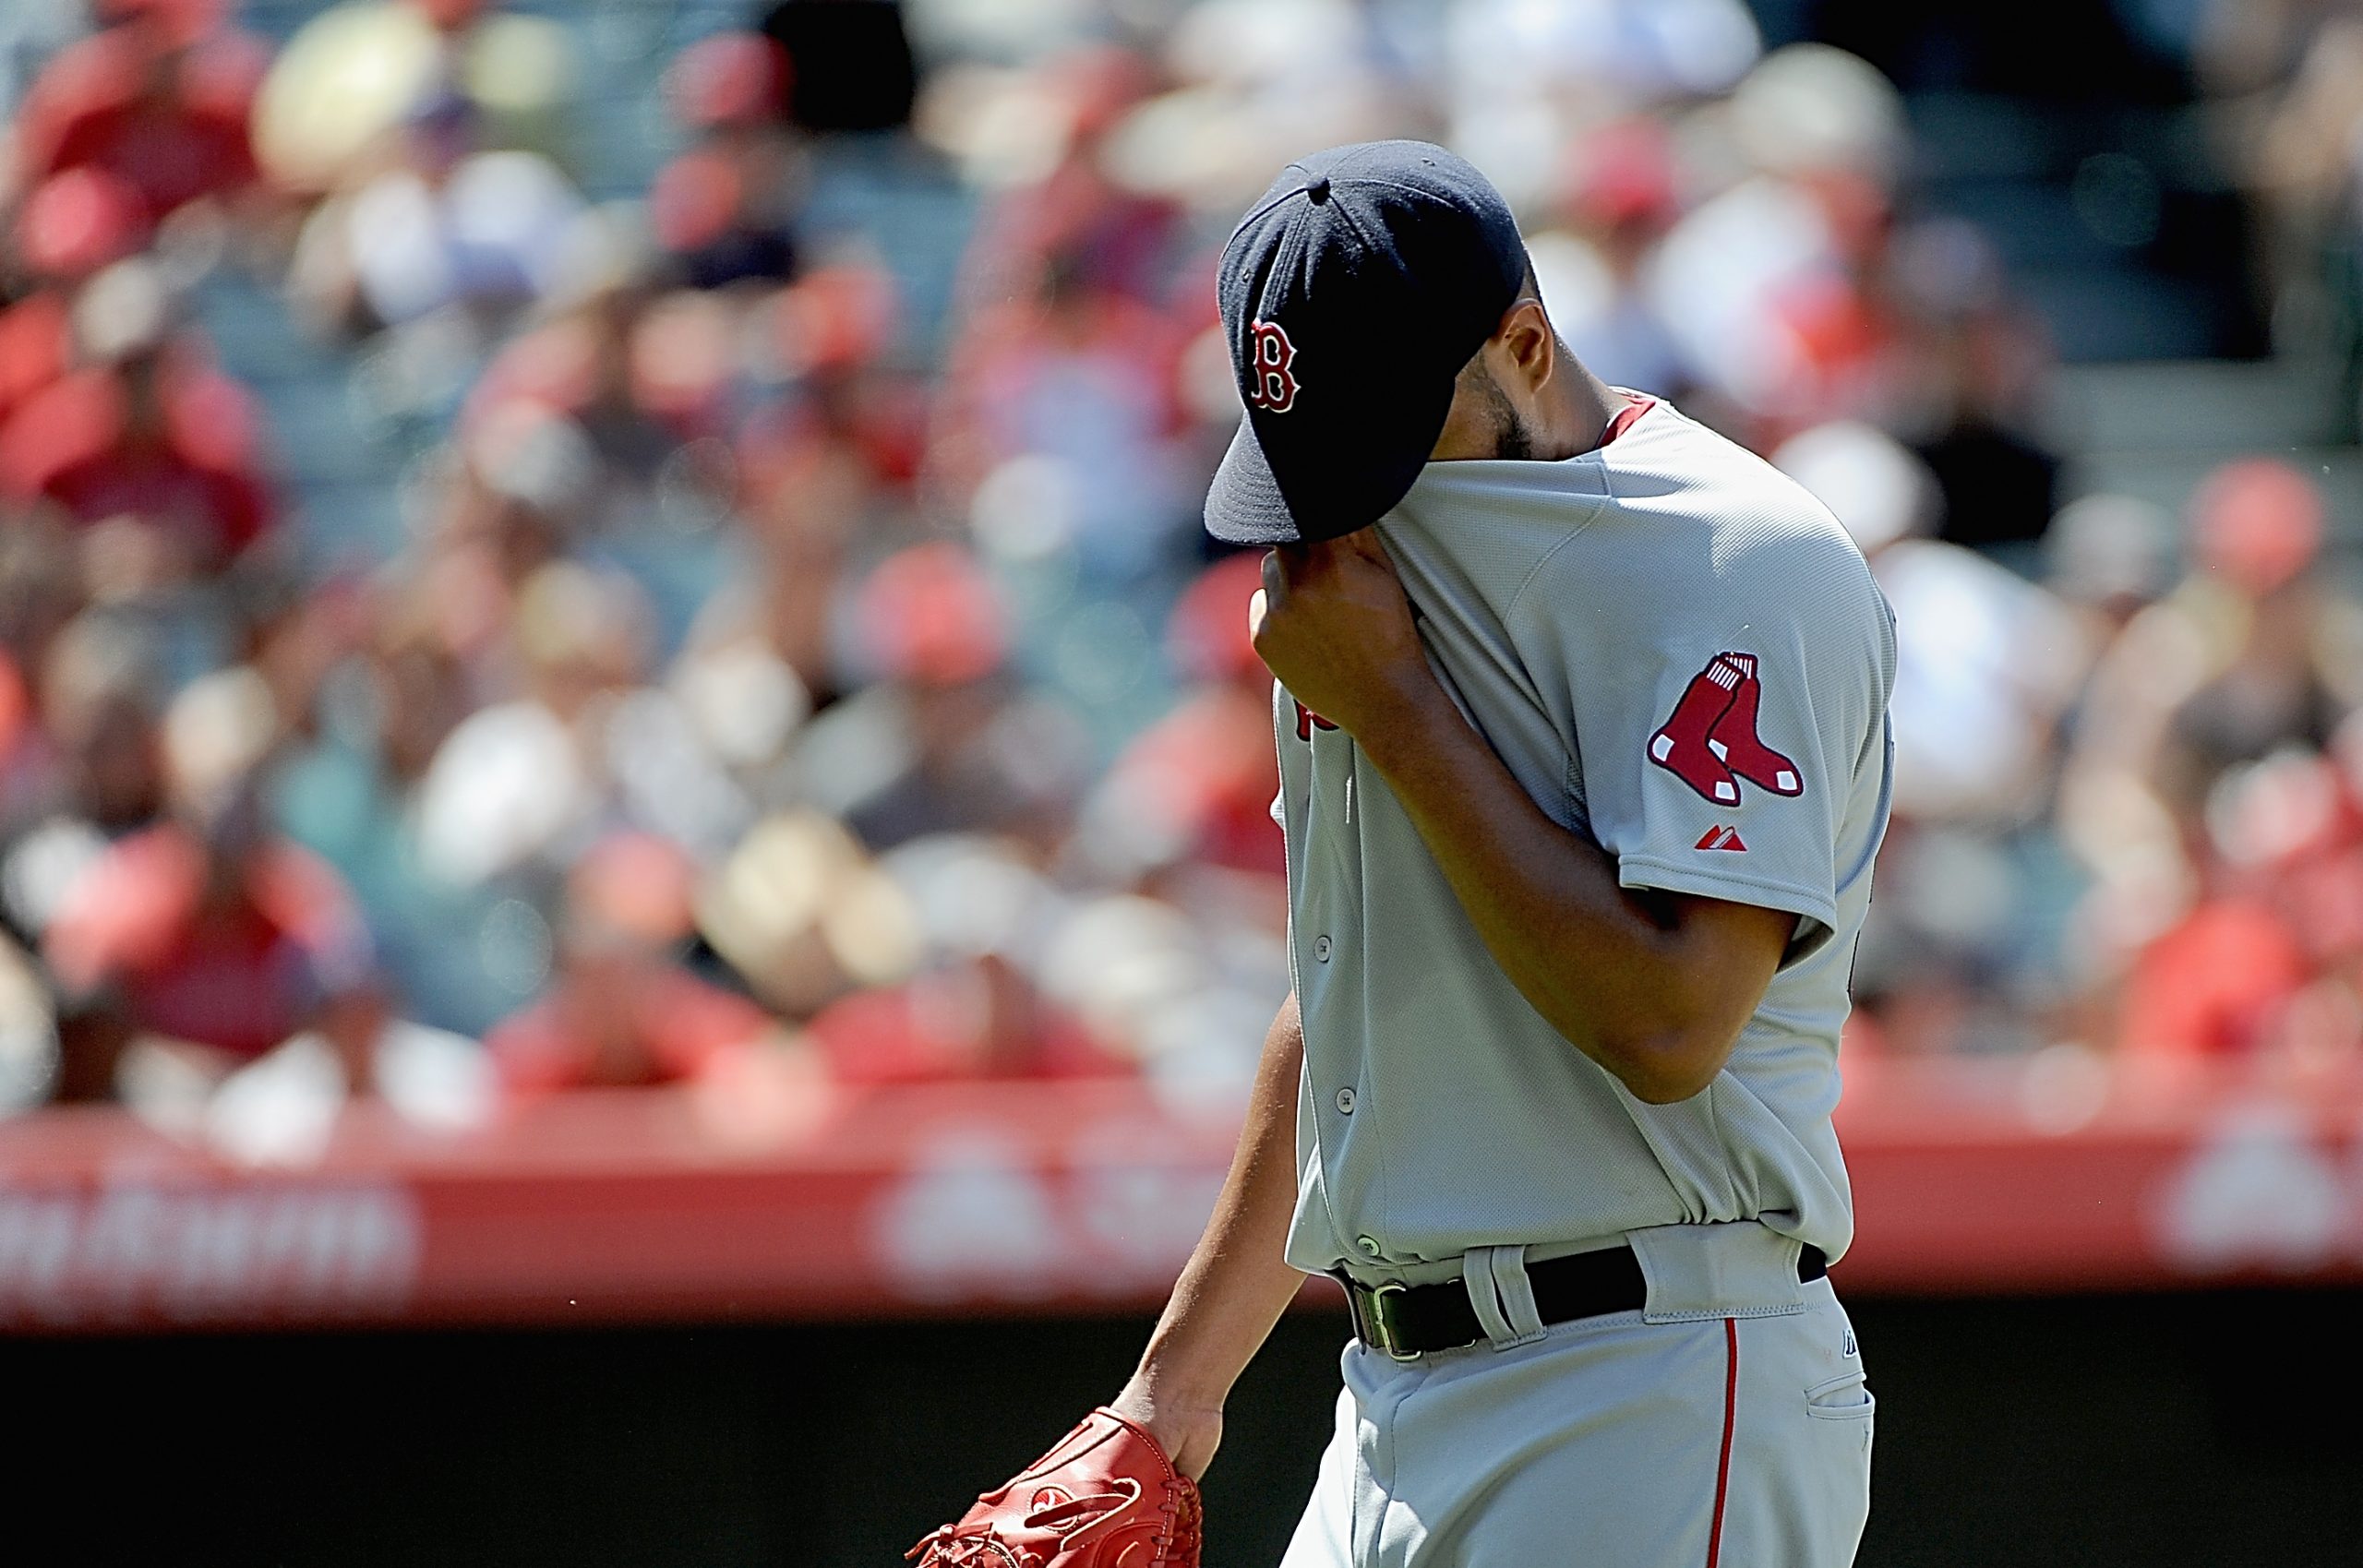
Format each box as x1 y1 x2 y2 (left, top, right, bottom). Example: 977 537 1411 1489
1511 521 1892 961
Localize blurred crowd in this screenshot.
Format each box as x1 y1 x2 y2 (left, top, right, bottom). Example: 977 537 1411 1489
2199 0 2363 389
1 0 2361 1155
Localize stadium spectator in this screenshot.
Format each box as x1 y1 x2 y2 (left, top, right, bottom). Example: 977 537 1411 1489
42 780 370 1101
2061 461 2363 1049
1777 420 2090 1056
0 260 274 568
0 609 170 973
1880 218 2062 551
1525 117 1687 400
2113 743 2332 1061
2201 6 2363 360
1 167 150 428
9 0 265 230
1776 420 2089 824
266 586 528 1037
936 254 1196 587
650 32 805 290
2066 460 2361 859
461 241 702 503
703 259 921 707
408 559 654 886
291 90 586 341
1074 551 1286 902
798 542 1088 854
250 0 581 198
1647 44 1910 444
2044 493 2180 646
484 831 781 1095
954 45 1176 313
804 833 1126 1083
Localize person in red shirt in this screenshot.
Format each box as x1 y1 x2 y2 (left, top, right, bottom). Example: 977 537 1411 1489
2117 897 2312 1059
802 957 1124 1085
952 45 1175 314
11 0 266 230
798 833 1132 1085
0 168 153 433
42 786 370 1099
0 291 77 437
0 270 275 567
485 832 782 1095
819 543 1088 855
647 31 804 290
486 961 781 1095
1087 552 1288 884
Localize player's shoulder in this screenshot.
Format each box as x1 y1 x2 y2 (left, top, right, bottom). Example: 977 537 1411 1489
1608 405 1864 559
1385 400 1878 637
1541 402 1877 614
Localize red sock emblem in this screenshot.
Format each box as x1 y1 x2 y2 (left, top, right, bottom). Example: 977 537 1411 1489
1705 653 1802 796
1649 652 1802 806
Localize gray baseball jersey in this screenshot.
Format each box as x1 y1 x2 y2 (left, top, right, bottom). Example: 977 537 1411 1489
1273 395 1896 1278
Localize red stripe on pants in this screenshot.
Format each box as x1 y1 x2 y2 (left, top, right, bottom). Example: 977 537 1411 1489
1705 1318 1739 1568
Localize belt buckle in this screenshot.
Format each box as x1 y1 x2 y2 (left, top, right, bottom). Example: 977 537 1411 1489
1354 1279 1420 1362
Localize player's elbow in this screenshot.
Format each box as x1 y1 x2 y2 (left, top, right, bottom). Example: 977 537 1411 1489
1589 1022 1736 1105
1585 910 1786 1102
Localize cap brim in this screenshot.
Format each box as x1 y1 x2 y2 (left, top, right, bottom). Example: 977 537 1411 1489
1202 403 1439 546
1204 417 1305 545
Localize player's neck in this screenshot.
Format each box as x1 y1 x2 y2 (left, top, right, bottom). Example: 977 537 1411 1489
1482 360 1621 464
1546 365 1625 461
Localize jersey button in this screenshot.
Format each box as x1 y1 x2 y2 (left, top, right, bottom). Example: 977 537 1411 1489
1313 934 1332 963
1356 1235 1383 1258
1335 1086 1355 1115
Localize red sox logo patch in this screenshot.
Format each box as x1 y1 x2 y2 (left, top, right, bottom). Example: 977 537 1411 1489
1247 318 1301 413
1649 652 1801 808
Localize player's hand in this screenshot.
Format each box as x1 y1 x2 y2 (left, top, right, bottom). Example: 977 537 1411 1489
1108 1374 1224 1482
1249 532 1440 741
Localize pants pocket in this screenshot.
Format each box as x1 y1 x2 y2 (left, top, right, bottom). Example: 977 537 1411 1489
1805 1371 1876 1419
1798 1324 1873 1562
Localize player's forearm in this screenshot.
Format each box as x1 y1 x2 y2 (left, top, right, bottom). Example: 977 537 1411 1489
1132 994 1310 1406
1355 688 1754 1102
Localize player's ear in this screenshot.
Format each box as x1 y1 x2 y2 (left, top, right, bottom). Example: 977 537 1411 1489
1496 299 1555 394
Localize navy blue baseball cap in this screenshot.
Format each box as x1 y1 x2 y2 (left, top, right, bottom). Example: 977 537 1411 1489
1204 140 1529 546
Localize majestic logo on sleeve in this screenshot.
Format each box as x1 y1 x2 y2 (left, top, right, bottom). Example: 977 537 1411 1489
1649 652 1802 807
1246 319 1301 413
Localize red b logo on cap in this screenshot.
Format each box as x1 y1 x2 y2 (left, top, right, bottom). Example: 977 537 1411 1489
1246 318 1300 413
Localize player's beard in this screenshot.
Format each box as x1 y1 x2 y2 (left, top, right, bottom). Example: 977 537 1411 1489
1471 361 1539 461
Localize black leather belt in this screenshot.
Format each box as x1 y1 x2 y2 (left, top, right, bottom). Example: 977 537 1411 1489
1336 1243 1829 1360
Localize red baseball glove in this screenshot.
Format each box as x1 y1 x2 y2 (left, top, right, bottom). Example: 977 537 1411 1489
908 1406 1203 1568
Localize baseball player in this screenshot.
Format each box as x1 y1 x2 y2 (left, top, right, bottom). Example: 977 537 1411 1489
917 139 1892 1568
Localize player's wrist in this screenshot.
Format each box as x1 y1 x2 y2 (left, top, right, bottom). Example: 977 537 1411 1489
1110 1373 1226 1482
1127 1341 1240 1412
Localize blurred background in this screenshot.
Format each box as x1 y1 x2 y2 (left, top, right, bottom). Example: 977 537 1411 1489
3 0 2362 1562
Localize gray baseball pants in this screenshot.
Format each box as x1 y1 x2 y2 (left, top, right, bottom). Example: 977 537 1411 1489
1278 1221 1874 1567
